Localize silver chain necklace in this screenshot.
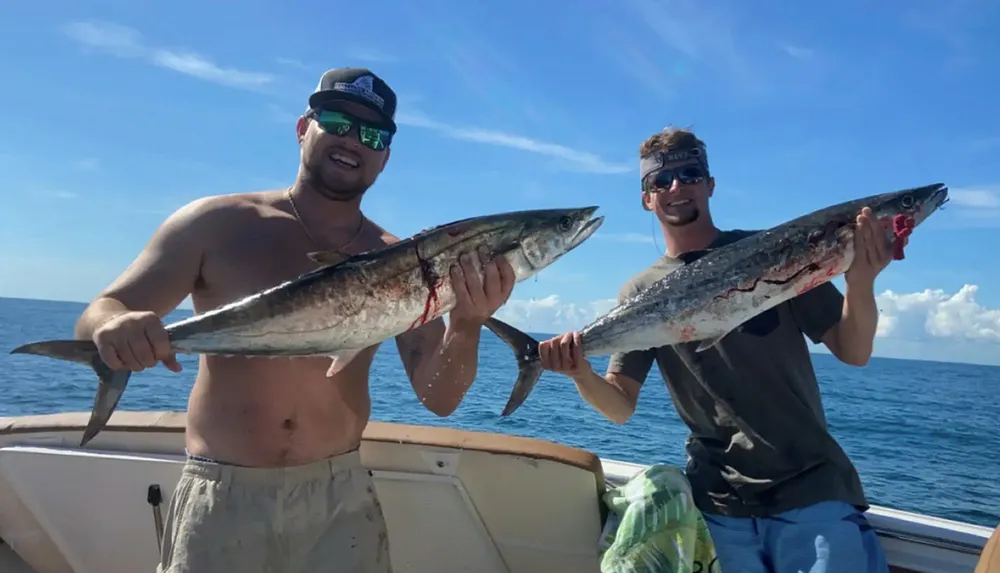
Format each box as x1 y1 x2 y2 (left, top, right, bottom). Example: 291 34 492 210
286 187 365 264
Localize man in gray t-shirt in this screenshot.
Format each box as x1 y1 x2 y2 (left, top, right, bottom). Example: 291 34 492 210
538 127 900 573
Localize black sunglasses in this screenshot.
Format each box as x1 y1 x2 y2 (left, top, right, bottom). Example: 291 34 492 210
643 163 708 192
309 109 394 152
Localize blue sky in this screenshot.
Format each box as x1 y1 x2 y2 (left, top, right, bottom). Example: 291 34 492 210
1 0 998 365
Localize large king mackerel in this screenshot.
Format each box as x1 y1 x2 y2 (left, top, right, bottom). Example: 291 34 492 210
10 206 604 446
489 183 949 415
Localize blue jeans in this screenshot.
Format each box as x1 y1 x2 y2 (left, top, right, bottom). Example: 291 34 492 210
703 501 890 573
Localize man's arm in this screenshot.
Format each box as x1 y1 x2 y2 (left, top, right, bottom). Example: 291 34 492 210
395 245 516 417
822 281 879 366
396 318 483 417
74 198 213 341
541 280 655 425
789 281 875 367
815 206 900 366
573 365 647 425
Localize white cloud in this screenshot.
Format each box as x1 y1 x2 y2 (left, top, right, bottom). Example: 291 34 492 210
941 186 1000 226
876 284 1000 342
497 295 617 333
619 0 760 92
273 57 310 70
950 186 1000 209
778 43 814 60
273 51 398 71
395 112 632 175
62 20 145 58
150 51 273 89
62 20 275 91
74 158 100 171
346 49 399 64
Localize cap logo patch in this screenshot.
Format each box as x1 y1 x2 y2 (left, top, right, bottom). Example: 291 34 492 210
332 75 385 110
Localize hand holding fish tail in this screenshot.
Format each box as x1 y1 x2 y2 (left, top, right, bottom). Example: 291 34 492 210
448 245 516 327
538 332 593 378
93 311 181 373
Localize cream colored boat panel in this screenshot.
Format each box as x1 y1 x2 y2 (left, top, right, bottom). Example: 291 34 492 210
0 412 995 573
0 412 605 573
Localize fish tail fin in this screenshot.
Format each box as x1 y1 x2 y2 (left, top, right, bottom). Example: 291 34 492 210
482 318 544 416
10 340 132 447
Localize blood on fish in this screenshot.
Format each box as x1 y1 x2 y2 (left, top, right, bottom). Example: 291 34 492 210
716 263 820 301
891 214 915 260
678 325 696 342
795 262 839 295
408 247 442 330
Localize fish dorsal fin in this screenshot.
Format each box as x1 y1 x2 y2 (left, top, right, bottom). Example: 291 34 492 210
291 237 423 285
307 251 349 266
300 241 409 276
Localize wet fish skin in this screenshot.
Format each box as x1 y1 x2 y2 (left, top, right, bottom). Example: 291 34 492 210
489 183 949 415
10 206 604 446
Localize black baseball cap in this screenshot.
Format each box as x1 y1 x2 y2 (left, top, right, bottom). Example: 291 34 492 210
308 67 398 132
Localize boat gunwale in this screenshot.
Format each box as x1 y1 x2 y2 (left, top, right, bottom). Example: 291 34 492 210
599 458 994 558
0 409 994 561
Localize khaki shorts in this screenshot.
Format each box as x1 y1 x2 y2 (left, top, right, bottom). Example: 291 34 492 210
157 449 392 573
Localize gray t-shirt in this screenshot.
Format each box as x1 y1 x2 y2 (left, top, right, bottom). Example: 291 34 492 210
607 229 868 518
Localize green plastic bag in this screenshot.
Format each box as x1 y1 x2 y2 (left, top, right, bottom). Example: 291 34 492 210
598 464 719 573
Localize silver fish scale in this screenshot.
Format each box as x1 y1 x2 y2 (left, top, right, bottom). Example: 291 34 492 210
575 183 948 357
158 207 603 357
580 225 851 356
165 229 509 355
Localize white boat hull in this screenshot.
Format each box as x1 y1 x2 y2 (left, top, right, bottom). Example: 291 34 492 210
0 411 994 573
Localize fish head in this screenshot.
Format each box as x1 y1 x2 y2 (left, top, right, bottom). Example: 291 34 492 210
866 183 949 228
513 206 604 272
793 183 950 241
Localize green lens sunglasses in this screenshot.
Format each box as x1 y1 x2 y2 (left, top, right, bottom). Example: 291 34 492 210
310 109 394 151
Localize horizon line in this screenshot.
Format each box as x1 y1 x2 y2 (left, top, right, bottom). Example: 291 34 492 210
1 295 996 370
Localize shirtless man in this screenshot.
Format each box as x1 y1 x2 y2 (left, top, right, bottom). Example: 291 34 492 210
72 67 515 573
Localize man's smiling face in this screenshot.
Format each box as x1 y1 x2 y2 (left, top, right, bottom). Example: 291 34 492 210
642 159 715 227
296 99 392 203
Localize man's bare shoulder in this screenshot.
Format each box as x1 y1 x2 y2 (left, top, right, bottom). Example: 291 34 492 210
174 190 281 218
363 218 403 249
165 190 284 233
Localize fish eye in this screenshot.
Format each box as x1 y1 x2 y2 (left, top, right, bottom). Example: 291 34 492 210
558 216 573 232
900 195 915 208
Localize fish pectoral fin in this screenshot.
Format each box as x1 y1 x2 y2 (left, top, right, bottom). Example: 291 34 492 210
694 332 732 353
325 349 366 377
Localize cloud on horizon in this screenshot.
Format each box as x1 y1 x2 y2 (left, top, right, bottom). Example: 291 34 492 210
496 294 618 333
876 284 1000 342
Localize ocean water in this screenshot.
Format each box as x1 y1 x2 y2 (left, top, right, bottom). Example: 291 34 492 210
1 296 998 529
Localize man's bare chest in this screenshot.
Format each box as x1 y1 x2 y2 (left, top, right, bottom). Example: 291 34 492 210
182 220 325 312
193 221 384 310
